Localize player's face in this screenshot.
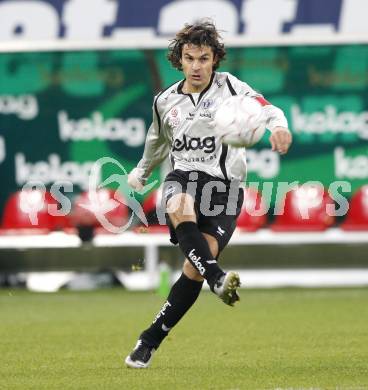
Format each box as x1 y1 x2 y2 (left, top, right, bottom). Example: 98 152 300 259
180 44 216 93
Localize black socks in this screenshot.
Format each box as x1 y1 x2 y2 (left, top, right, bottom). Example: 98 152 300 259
140 221 224 348
141 273 203 348
174 221 224 287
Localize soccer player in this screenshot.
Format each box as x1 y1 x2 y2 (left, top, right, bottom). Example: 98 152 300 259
125 20 292 368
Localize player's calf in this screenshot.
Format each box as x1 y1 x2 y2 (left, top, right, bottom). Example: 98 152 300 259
174 221 224 287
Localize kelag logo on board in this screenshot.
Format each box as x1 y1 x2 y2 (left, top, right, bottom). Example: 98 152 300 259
291 105 368 141
58 111 146 146
0 95 38 120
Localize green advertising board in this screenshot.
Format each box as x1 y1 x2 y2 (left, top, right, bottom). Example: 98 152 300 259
0 45 367 218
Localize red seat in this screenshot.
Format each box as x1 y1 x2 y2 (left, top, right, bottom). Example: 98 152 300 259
236 187 267 231
72 189 129 231
271 185 335 231
142 188 162 217
341 185 368 230
1 189 70 233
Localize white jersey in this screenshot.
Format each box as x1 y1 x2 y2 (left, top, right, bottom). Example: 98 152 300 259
136 71 288 182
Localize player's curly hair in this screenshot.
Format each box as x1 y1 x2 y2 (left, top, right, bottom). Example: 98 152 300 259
167 20 226 71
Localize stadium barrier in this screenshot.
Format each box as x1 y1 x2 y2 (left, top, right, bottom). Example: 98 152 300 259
1 228 368 291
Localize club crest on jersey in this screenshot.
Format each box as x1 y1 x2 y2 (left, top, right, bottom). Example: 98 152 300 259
202 99 213 110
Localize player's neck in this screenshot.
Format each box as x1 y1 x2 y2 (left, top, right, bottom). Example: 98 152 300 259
182 80 209 94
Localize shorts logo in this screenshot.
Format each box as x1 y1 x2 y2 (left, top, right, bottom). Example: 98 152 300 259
172 134 215 154
216 226 225 236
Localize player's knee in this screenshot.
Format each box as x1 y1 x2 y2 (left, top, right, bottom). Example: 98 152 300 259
167 193 193 213
167 193 196 227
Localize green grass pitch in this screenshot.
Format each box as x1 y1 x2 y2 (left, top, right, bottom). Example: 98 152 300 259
1 287 367 389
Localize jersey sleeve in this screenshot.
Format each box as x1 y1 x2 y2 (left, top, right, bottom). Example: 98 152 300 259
226 73 289 132
135 95 170 182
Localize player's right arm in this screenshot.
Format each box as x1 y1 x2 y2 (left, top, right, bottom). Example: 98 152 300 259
128 96 169 191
